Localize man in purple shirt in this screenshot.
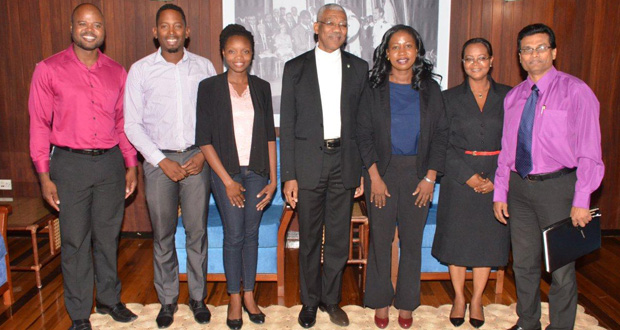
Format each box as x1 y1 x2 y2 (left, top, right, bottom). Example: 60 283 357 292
493 24 604 330
28 4 138 330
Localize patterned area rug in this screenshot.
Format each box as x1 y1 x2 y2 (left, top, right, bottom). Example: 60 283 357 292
90 302 603 329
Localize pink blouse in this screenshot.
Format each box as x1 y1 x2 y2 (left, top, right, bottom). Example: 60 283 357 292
229 83 255 166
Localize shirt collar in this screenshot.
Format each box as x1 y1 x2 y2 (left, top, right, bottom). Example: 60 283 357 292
154 47 189 64
315 45 341 61
65 43 104 69
526 66 557 94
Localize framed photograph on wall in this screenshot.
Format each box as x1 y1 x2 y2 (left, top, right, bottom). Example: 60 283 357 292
223 0 451 125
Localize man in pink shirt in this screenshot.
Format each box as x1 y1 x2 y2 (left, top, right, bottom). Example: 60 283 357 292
28 4 138 330
493 24 604 330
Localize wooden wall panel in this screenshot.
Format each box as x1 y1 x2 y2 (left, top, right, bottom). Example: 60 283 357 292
0 0 223 232
448 0 620 229
1 0 618 230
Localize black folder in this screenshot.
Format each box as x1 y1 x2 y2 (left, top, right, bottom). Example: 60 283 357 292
542 209 601 273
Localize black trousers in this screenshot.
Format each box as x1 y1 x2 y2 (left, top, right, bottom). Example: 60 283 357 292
508 171 578 330
297 147 354 306
50 146 126 320
363 155 428 311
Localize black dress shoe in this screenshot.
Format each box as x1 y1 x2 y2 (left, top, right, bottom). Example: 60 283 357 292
449 303 465 327
508 325 542 330
298 304 318 328
227 302 243 330
226 317 243 330
156 304 178 329
95 301 138 323
243 303 266 324
189 299 211 324
469 305 484 328
68 319 91 330
450 316 465 327
318 302 349 326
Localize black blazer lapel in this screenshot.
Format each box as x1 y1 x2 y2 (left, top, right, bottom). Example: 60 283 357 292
482 78 501 114
302 51 323 121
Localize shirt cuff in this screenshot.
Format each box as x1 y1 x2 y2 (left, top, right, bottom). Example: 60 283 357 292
123 155 139 168
34 159 50 173
493 188 507 203
148 152 166 168
572 191 591 209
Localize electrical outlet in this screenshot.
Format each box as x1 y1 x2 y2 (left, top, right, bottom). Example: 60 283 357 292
0 179 12 190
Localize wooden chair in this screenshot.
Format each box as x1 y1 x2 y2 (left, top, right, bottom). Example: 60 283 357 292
0 205 14 305
347 199 369 291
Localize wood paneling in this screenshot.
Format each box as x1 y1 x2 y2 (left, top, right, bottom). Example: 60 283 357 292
0 0 223 232
1 0 619 230
448 0 620 229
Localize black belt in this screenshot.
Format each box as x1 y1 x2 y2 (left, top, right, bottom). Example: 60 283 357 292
323 138 341 150
55 145 113 156
521 168 576 181
160 145 198 153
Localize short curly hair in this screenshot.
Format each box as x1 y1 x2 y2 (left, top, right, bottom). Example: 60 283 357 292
219 24 255 61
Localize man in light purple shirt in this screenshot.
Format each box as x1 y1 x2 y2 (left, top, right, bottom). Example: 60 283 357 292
123 4 216 328
493 24 604 330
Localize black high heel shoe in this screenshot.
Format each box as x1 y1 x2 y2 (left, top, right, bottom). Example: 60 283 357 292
243 303 266 324
449 303 465 327
227 303 243 330
468 304 485 329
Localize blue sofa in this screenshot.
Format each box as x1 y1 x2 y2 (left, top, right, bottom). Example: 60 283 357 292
175 140 293 298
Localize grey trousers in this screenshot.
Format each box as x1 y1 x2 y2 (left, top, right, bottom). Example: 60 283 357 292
50 146 125 320
143 149 209 304
363 155 428 311
508 171 578 330
297 147 354 306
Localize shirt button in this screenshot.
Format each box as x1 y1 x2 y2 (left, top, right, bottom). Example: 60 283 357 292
93 117 96 120
91 100 95 104
319 146 323 151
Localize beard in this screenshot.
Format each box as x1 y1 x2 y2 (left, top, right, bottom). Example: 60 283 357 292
163 47 181 53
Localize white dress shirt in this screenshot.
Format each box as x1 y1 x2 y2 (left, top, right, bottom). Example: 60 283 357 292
315 46 342 139
124 48 216 166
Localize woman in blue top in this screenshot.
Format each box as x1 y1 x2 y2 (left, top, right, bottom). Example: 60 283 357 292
357 25 448 329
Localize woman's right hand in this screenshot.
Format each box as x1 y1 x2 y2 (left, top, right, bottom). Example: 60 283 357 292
226 181 246 208
370 177 391 208
466 173 486 189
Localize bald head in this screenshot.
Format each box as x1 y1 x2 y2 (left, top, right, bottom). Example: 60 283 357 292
71 3 104 24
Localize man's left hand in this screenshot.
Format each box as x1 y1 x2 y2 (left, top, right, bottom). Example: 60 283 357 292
125 166 138 199
570 207 592 227
182 152 206 176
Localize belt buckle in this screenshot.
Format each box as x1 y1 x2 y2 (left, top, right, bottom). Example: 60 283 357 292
472 151 478 156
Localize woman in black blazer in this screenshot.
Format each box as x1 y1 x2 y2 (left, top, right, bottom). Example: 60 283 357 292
195 25 276 330
357 25 448 329
432 38 511 329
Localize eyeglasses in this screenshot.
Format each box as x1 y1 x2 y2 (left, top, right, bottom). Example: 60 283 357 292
317 20 348 29
462 56 490 65
519 45 553 55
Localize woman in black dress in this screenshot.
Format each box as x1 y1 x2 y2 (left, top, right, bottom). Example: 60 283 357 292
432 38 511 328
357 25 448 329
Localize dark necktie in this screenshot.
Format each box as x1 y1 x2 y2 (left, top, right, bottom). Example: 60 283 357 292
515 84 539 178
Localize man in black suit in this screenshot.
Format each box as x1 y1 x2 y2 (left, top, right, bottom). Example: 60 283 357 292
280 3 367 329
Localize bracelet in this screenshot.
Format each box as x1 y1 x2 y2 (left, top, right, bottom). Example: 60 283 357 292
423 176 435 184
